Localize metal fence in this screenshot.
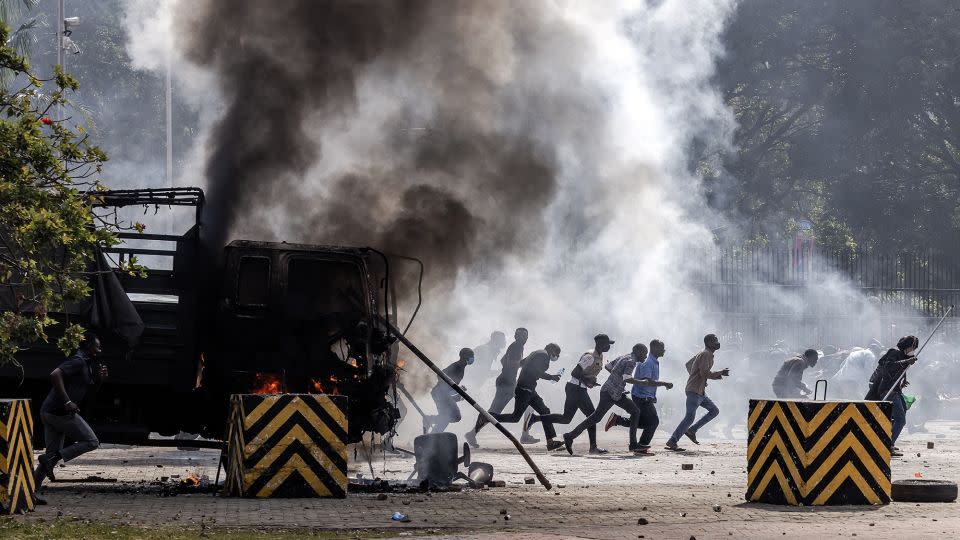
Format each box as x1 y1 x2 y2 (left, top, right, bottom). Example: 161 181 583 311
693 248 960 350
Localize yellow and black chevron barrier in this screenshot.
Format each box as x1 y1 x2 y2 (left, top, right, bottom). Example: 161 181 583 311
0 399 35 514
224 393 348 498
747 399 892 505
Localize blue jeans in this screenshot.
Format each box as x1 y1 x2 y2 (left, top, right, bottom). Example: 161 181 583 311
669 391 719 443
890 391 907 446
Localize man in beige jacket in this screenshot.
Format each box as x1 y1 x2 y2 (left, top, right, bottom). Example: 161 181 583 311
665 334 729 451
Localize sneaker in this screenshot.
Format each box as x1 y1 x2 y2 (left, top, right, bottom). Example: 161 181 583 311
588 447 609 455
546 439 565 451
520 433 541 445
464 430 479 449
684 429 700 445
522 412 535 432
664 440 685 452
37 454 57 481
604 413 621 432
562 433 574 455
633 448 655 456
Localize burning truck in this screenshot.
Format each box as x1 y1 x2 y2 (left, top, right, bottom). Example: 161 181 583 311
0 187 406 445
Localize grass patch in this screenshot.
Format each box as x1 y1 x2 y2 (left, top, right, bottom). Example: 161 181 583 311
0 518 442 539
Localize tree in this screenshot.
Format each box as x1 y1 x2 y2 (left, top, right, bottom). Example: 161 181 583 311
0 23 132 365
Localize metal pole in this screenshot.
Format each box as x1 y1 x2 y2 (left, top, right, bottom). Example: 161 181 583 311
57 0 64 122
881 305 954 401
165 32 173 187
380 317 552 491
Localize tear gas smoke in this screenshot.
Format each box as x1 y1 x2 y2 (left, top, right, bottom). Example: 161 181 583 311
122 1 953 445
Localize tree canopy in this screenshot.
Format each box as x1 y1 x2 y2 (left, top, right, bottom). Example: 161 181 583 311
0 22 131 365
712 0 960 255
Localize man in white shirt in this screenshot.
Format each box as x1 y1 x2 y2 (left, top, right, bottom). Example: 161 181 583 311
525 334 614 455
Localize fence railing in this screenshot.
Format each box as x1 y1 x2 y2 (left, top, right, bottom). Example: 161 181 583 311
695 247 960 349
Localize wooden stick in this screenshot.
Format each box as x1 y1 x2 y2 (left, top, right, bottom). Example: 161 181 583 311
382 318 552 490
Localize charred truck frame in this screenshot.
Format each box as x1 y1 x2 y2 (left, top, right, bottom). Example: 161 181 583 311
0 188 405 445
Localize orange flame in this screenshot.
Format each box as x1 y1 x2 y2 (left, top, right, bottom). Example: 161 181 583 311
250 373 282 394
181 473 200 486
309 375 341 395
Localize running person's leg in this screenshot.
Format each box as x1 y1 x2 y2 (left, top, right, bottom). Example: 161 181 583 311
563 393 614 453
666 391 703 449
688 393 720 435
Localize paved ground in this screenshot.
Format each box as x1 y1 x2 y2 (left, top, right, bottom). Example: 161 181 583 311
23 421 960 539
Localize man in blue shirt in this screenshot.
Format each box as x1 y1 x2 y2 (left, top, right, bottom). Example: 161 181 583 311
604 339 673 455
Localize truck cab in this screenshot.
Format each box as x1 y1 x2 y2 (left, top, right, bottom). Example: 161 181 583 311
0 188 402 445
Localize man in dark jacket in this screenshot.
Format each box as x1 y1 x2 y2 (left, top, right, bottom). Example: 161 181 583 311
424 348 474 434
465 328 538 447
469 343 565 451
772 349 819 398
34 333 107 488
865 336 919 455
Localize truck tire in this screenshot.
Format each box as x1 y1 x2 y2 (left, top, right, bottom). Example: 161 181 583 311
891 479 958 503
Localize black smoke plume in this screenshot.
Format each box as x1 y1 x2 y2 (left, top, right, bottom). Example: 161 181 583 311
177 1 574 284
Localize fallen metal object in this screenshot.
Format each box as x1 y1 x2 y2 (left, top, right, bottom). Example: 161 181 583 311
468 462 494 485
413 433 469 486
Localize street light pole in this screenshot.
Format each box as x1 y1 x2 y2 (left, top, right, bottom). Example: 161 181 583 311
165 40 173 187
57 0 64 121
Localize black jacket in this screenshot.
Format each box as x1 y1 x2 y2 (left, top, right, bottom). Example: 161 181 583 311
864 348 912 400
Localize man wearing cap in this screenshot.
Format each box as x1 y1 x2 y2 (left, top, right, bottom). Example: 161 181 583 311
665 333 729 451
606 339 674 454
562 343 665 454
772 349 820 398
525 334 614 455
469 344 565 451
423 348 475 434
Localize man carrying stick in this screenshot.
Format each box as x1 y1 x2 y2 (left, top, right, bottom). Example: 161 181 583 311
865 335 919 456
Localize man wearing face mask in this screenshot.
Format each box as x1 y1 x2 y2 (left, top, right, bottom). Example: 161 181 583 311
465 328 534 447
423 348 475 434
665 333 729 451
606 339 674 454
562 342 664 454
865 335 919 455
471 343 566 451
525 334 614 455
772 349 820 398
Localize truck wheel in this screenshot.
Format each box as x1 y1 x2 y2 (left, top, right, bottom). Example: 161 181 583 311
892 479 958 503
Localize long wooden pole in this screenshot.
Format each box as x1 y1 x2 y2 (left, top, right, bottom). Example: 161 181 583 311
881 305 953 401
382 318 552 490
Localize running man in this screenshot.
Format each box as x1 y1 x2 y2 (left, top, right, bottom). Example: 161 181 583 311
665 334 729 451
469 344 565 451
525 334 615 454
423 348 474 434
605 339 673 454
562 343 664 454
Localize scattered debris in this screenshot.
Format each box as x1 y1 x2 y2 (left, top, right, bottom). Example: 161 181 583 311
681 464 694 471
51 476 117 484
680 512 687 517
524 477 535 484
713 505 722 512
557 484 566 489
377 494 388 501
637 518 649 525
504 514 511 521
500 509 508 515
927 442 935 449
391 512 411 523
